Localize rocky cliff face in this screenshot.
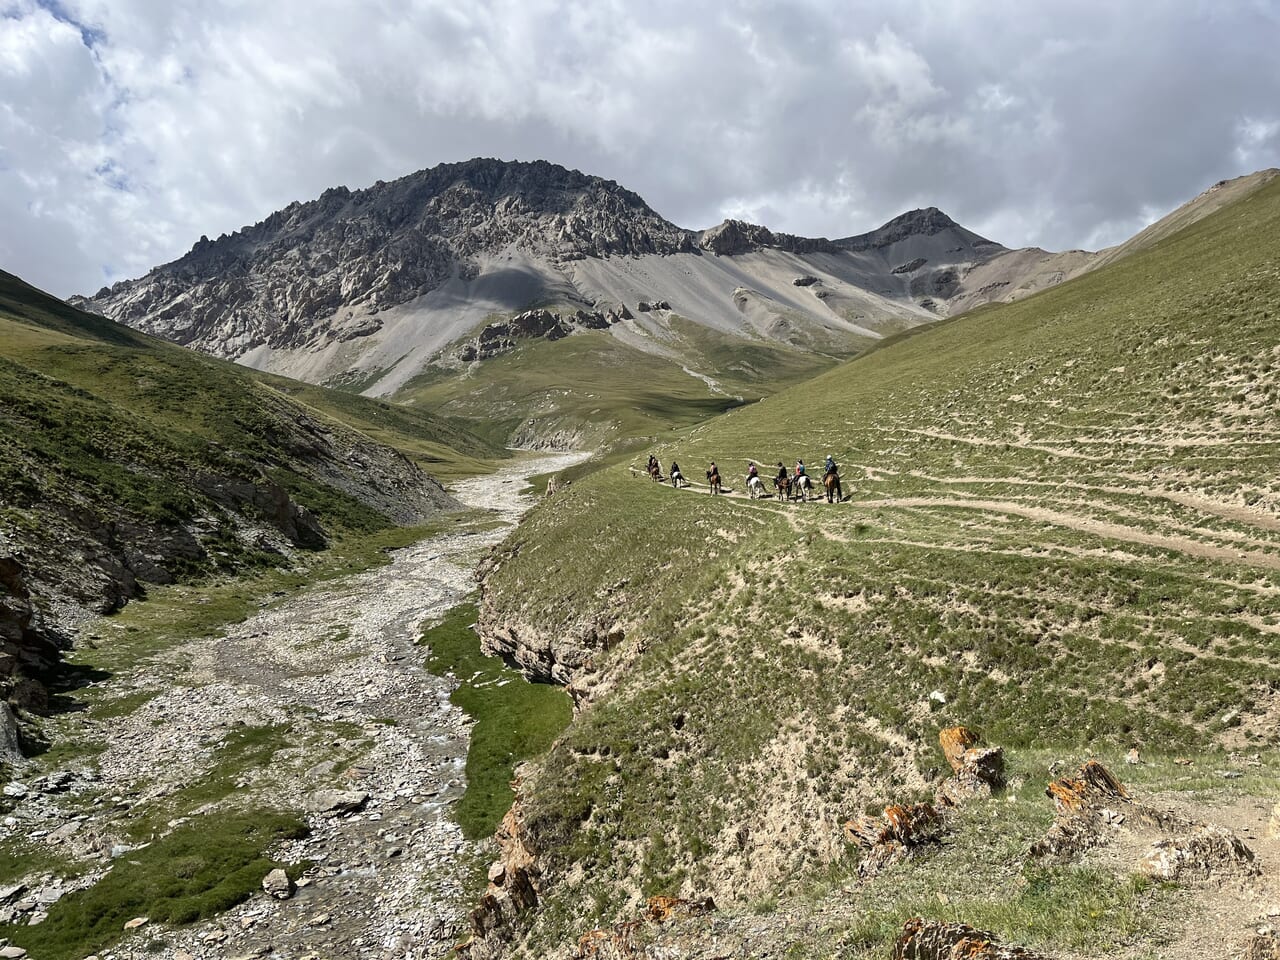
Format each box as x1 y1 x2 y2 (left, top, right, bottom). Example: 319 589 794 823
74 159 696 359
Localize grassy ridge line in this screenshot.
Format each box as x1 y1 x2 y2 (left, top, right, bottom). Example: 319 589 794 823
0 269 507 480
477 178 1280 951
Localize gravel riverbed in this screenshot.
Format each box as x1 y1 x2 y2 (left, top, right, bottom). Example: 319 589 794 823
0 451 583 960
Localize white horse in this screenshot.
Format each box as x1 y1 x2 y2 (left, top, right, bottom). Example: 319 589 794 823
670 469 685 489
747 474 766 499
793 474 813 501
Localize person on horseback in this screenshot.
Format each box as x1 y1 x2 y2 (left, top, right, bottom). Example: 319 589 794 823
796 459 806 478
823 454 843 503
707 460 721 494
747 461 758 485
670 461 684 487
648 454 658 473
776 462 788 484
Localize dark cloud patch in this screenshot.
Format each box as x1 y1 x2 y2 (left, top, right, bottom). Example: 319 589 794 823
0 0 1276 296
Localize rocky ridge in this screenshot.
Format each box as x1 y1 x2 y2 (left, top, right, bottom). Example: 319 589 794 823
74 160 697 358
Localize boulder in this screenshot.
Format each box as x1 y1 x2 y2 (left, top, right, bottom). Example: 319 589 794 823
1140 825 1259 882
844 802 946 877
303 789 369 815
893 918 1051 959
261 867 294 900
935 727 1004 807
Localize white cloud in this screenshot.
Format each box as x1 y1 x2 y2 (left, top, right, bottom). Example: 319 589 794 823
0 0 1277 296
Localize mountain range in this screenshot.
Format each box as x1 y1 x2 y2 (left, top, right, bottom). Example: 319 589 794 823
74 160 1279 446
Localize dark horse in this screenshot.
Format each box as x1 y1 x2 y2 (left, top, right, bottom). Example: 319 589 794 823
824 471 843 503
706 468 722 495
773 474 792 501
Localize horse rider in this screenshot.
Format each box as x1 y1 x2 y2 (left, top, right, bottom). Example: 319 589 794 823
648 454 658 473
795 459 806 479
824 454 838 478
670 461 684 487
775 461 788 485
747 461 758 483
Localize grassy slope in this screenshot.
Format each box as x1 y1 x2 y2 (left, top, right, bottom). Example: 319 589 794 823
0 271 506 482
480 180 1280 952
395 319 844 449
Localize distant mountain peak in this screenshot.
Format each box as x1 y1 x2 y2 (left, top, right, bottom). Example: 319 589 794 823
838 205 1002 253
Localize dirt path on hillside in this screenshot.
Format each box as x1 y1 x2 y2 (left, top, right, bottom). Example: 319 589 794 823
5 452 584 960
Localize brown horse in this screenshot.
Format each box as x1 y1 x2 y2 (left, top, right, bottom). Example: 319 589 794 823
824 471 843 503
706 469 722 495
647 461 663 482
774 474 792 501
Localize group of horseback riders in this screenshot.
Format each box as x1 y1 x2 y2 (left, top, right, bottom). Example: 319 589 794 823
648 454 843 503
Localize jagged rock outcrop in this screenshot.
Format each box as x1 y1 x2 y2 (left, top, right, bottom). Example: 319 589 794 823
461 800 543 960
1031 760 1259 882
698 219 841 256
935 726 1005 807
1140 824 1258 881
844 802 946 877
893 918 1051 960
0 557 62 720
456 307 626 362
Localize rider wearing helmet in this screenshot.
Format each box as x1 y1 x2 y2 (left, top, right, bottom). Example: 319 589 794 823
824 454 837 476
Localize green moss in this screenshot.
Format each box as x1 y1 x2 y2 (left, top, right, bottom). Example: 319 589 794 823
420 601 572 839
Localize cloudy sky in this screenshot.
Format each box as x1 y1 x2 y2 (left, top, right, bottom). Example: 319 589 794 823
2 0 1278 297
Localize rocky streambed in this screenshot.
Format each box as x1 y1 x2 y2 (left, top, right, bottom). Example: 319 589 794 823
0 451 583 960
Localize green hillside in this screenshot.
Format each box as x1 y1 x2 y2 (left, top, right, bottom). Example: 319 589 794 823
0 271 501 720
476 179 1280 955
395 315 849 449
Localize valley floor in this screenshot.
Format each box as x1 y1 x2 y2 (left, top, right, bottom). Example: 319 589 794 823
0 451 584 960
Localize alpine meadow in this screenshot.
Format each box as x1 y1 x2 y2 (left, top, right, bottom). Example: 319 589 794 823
3 5 1280 959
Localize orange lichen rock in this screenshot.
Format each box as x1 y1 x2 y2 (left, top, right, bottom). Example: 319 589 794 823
644 895 714 923
574 922 641 959
844 802 946 876
939 726 981 772
935 727 1005 807
893 918 1053 959
571 896 715 959
1044 759 1129 816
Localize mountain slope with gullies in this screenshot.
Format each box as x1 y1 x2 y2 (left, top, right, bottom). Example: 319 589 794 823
75 159 1267 450
0 269 501 760
466 176 1280 958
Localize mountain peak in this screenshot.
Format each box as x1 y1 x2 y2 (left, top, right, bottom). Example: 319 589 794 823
837 205 1001 254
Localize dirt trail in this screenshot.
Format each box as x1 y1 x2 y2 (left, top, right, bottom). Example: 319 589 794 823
65 451 585 960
